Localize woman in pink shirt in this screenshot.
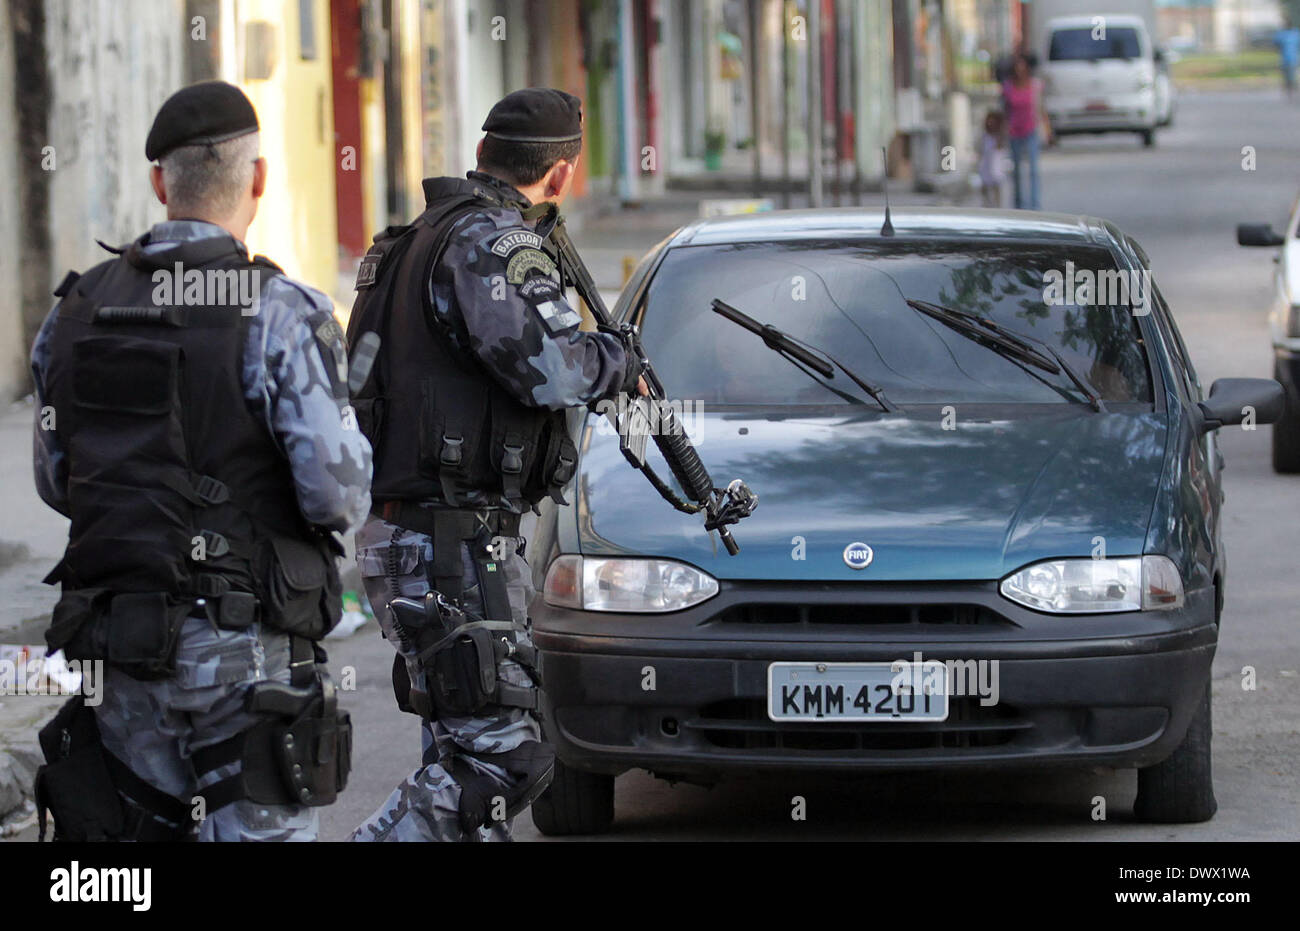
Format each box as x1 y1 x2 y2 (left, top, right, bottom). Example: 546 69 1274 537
1001 56 1052 209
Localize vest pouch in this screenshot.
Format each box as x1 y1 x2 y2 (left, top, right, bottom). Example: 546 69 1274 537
45 588 113 662
488 407 541 503
416 375 488 500
65 335 192 592
428 626 498 717
533 415 579 503
258 536 341 640
103 592 189 680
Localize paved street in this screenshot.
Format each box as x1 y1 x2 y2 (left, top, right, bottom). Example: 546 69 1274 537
309 88 1300 842
3 88 1297 843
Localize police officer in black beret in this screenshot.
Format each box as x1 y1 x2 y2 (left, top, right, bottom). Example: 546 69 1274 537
31 81 371 841
345 88 646 841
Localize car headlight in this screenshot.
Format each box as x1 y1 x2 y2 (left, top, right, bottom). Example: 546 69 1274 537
543 555 719 613
999 555 1184 613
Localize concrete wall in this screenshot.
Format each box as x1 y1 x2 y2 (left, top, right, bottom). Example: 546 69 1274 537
44 0 185 286
0 1 26 401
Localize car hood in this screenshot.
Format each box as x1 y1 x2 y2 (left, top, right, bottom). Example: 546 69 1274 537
573 408 1169 582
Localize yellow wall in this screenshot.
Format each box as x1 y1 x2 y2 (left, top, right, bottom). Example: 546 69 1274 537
237 0 340 300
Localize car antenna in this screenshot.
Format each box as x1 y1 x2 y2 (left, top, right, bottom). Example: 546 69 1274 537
879 146 894 237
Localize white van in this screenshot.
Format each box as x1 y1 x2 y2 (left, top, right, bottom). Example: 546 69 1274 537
1040 14 1169 147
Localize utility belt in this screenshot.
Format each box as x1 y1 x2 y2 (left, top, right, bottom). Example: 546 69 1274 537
47 587 291 681
374 501 520 606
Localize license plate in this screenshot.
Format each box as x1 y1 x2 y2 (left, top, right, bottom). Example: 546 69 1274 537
1085 100 1110 111
767 661 949 722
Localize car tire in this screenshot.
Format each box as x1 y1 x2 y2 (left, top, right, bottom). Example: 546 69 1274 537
1134 682 1217 823
530 760 615 836
1271 367 1300 473
1141 129 1155 147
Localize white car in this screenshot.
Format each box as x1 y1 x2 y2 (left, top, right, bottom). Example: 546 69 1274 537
1238 197 1300 472
1041 14 1163 146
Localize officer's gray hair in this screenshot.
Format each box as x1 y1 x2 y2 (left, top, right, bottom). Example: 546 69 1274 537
159 132 260 219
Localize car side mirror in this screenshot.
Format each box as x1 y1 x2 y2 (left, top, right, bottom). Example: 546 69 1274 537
1153 48 1166 65
1237 223 1285 247
1196 378 1284 432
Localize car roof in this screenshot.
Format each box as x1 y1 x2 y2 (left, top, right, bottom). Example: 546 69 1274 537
669 207 1120 249
1045 14 1147 30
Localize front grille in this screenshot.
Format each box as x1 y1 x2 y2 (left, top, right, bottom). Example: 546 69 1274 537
707 602 1008 627
686 698 1029 753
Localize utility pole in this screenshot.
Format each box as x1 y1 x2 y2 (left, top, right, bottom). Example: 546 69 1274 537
809 0 823 207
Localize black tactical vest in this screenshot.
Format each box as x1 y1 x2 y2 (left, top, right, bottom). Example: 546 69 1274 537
42 233 342 651
346 178 578 508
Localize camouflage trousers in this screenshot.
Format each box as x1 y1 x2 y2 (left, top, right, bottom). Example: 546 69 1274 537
349 514 541 842
92 614 319 842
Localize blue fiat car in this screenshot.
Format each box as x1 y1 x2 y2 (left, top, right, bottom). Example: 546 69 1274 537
526 208 1283 835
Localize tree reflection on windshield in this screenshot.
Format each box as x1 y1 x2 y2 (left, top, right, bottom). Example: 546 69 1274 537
639 239 1154 406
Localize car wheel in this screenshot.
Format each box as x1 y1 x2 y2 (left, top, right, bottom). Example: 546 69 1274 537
530 759 615 836
1271 366 1300 473
1134 682 1217 823
1141 129 1155 147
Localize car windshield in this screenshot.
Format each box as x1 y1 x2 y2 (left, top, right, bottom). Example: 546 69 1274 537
1049 26 1142 61
636 239 1155 407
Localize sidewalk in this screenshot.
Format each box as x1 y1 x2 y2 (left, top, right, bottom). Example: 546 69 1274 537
0 395 65 833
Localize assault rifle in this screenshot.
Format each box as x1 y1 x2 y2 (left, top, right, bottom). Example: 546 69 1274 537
540 210 756 555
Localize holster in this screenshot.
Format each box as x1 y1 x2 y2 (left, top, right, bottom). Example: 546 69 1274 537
192 639 352 811
34 694 194 842
388 590 539 722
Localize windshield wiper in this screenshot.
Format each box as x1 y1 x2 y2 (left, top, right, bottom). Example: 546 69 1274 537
710 299 897 412
904 299 1107 412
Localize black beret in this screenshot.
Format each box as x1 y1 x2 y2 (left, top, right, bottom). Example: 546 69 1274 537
482 88 583 143
146 81 259 162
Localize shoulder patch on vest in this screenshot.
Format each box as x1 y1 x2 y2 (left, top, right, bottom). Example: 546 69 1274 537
490 230 544 258
355 253 382 289
505 248 556 285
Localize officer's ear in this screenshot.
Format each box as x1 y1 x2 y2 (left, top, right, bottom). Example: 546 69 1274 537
150 164 167 206
544 157 578 202
251 157 268 200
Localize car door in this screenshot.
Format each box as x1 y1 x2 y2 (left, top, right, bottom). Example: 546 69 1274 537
1148 276 1224 583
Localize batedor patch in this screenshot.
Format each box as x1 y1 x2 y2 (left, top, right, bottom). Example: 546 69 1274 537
491 230 544 257
534 300 582 333
506 248 556 284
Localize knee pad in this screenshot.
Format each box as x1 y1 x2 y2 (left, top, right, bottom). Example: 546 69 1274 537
448 740 556 835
